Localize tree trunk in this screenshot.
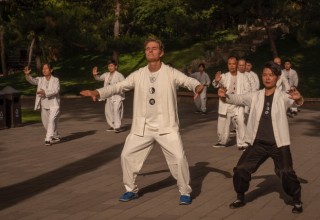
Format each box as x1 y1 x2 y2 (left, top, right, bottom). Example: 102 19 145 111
35 55 41 74
41 46 47 64
0 27 7 76
28 37 35 67
262 18 278 58
113 0 120 63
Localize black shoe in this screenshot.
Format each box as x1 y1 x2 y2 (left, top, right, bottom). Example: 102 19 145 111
194 110 202 114
114 128 121 133
201 111 207 115
292 203 303 214
229 199 245 209
45 141 51 146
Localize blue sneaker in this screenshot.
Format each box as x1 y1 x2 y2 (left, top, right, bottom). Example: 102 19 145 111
179 195 192 205
119 192 138 202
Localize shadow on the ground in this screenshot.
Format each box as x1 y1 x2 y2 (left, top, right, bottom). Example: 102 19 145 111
138 162 232 199
294 115 320 137
245 174 308 204
120 124 132 133
0 143 123 210
59 130 97 143
191 162 232 199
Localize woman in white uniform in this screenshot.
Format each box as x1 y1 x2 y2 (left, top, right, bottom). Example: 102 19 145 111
24 64 60 146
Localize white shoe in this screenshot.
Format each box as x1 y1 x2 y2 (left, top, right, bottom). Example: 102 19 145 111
51 137 61 143
106 127 114 132
212 143 226 148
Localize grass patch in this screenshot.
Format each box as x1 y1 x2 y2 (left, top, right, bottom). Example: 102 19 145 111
21 108 41 124
1 35 319 97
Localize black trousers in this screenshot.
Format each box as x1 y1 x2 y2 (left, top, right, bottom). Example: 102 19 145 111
233 139 301 202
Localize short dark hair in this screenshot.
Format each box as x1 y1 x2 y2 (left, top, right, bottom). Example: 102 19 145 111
198 63 205 69
107 59 117 66
246 59 252 64
228 56 238 62
283 59 292 64
264 61 282 76
42 63 53 70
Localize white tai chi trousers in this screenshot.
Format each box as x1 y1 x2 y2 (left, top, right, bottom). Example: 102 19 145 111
217 111 247 148
105 99 123 129
194 86 207 112
41 107 60 141
121 128 192 195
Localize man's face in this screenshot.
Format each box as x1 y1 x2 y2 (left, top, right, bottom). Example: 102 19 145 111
238 60 246 73
198 65 204 72
262 67 279 89
145 41 163 62
108 63 117 73
227 58 238 73
284 62 291 70
245 63 252 72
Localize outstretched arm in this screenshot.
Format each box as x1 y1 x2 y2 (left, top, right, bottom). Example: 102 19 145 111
287 87 303 106
217 86 228 102
24 66 39 85
80 90 100 101
218 87 252 106
194 84 205 99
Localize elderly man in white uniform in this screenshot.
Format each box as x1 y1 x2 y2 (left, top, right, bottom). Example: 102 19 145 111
80 37 204 205
212 57 251 150
191 63 211 114
93 60 125 133
238 59 256 92
24 64 60 146
274 57 291 92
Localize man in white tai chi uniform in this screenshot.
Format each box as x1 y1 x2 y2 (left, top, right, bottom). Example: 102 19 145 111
80 37 204 205
93 59 125 133
212 57 250 150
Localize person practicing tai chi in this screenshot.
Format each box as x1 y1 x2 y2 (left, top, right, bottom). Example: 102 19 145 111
24 64 61 146
93 59 125 133
217 61 304 214
191 63 211 114
212 56 250 150
80 37 204 205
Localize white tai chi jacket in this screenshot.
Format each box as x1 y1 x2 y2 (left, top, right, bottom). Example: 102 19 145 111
225 88 302 147
283 68 299 88
248 71 260 91
212 71 251 116
276 71 291 92
94 71 125 101
96 63 200 136
26 75 60 110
